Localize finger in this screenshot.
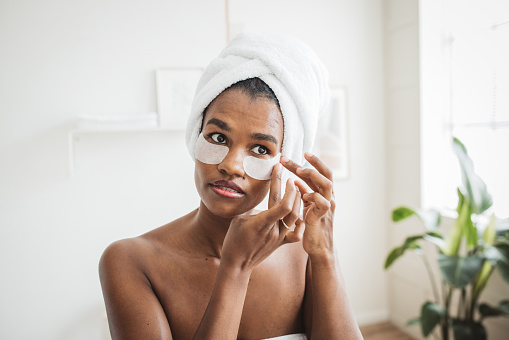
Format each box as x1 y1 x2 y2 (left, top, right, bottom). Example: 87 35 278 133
294 180 313 210
296 166 333 201
280 186 302 231
284 218 305 244
302 192 331 218
280 157 319 193
304 152 334 182
279 156 301 174
261 179 297 225
294 179 311 196
268 163 283 208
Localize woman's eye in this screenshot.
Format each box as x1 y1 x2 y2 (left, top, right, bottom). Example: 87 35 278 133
252 145 269 155
210 133 226 144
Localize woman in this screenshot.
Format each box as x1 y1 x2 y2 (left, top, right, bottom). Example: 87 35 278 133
99 32 363 340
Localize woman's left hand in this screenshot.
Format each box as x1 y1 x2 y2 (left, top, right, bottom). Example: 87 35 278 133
281 152 335 258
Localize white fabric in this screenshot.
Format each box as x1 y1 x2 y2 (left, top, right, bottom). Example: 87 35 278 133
185 32 330 166
262 333 308 340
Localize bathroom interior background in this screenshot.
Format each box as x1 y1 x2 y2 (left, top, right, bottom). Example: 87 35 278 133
1 0 507 339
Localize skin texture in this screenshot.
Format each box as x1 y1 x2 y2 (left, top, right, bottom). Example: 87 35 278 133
99 88 364 340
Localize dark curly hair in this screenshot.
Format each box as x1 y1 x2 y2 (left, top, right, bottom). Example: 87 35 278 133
227 77 280 108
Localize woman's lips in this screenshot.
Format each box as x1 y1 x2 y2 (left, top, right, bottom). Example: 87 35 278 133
210 180 245 198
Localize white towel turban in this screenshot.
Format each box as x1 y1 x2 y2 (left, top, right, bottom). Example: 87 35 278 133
185 32 330 166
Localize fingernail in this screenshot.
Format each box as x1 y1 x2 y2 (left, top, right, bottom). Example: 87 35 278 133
304 152 313 158
280 156 288 163
296 167 304 174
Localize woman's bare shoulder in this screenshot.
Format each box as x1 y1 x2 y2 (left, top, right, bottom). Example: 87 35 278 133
98 237 151 276
99 210 197 272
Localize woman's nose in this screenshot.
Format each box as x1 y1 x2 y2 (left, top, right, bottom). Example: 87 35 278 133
217 148 246 178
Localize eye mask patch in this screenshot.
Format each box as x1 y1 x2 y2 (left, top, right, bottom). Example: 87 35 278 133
194 133 281 180
194 133 229 164
243 153 281 180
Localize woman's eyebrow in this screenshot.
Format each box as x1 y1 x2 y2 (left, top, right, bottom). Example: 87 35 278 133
250 132 278 146
205 118 231 132
205 118 278 145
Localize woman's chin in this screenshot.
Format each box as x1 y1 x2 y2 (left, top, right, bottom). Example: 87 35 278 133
206 204 251 219
201 197 258 219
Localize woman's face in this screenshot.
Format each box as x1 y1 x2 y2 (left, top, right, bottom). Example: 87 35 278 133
194 88 284 218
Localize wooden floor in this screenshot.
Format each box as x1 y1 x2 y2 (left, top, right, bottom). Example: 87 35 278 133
360 322 416 340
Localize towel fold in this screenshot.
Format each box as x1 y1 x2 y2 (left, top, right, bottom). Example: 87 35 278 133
185 32 330 166
262 333 308 340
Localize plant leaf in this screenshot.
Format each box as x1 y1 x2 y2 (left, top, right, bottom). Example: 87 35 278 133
384 233 446 269
483 245 509 266
490 244 509 284
420 301 445 336
452 319 486 340
384 240 421 269
423 232 445 249
456 187 464 215
392 206 415 222
385 246 404 269
406 317 420 327
500 300 509 314
479 301 509 318
392 206 441 230
444 195 477 255
417 209 441 231
444 191 468 255
458 196 477 250
479 303 501 317
483 214 497 245
452 137 492 214
495 217 509 232
472 261 493 301
438 254 484 288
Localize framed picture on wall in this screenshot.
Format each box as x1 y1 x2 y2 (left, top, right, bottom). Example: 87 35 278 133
312 86 350 180
156 67 203 130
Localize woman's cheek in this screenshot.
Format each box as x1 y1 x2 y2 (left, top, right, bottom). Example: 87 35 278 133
250 179 271 202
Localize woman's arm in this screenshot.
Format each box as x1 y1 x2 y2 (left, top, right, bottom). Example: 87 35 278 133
282 153 363 340
192 260 251 339
99 239 173 340
305 254 363 339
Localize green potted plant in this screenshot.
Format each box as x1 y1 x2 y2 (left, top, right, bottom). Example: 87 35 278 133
384 138 509 340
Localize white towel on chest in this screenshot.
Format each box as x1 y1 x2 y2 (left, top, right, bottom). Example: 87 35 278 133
185 32 330 166
261 333 308 340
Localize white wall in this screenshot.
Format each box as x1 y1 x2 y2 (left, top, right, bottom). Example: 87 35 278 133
0 0 387 339
383 1 425 339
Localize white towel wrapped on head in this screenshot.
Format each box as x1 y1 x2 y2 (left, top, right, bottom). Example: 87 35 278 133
185 32 330 166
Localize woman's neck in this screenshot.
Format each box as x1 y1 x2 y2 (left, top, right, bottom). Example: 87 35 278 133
189 201 249 259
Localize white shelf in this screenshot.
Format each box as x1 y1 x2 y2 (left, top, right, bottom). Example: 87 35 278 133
67 126 184 178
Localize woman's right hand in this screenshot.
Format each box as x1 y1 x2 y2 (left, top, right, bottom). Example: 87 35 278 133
220 163 304 272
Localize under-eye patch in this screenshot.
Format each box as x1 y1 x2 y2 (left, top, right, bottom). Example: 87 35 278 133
194 133 281 180
243 153 281 180
194 133 229 164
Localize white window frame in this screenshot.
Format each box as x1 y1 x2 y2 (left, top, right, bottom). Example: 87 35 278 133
419 0 509 218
